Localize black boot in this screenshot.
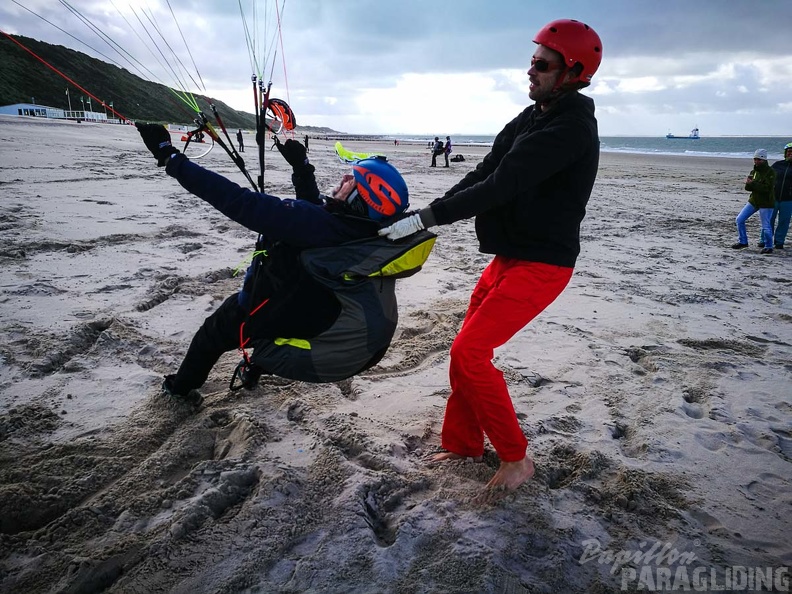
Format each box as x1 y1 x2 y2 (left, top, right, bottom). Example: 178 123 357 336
162 375 203 405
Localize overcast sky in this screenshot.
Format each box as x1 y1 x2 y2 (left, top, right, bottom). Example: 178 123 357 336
2 0 792 137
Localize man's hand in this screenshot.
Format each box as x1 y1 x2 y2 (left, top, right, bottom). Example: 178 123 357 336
378 213 425 241
275 138 309 170
135 122 180 166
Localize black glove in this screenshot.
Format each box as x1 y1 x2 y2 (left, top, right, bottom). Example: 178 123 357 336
292 169 320 204
275 138 309 170
135 122 180 166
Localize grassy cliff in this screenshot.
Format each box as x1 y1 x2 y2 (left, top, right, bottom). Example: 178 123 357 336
0 34 257 129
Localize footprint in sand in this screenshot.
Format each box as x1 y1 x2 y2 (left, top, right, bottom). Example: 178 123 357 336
693 429 741 452
135 276 181 311
681 403 704 419
27 318 114 376
769 426 792 460
681 386 710 419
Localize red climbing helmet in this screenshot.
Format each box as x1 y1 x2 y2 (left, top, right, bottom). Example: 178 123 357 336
350 158 409 221
533 19 603 84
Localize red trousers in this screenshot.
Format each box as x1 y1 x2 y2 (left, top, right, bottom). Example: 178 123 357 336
440 256 573 462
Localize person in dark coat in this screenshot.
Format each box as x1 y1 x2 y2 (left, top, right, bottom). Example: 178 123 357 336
442 136 452 167
430 137 444 167
771 142 792 249
379 19 603 495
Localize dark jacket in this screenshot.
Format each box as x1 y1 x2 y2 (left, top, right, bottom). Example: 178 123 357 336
166 154 375 248
165 154 379 336
745 161 776 209
771 159 792 203
428 92 599 268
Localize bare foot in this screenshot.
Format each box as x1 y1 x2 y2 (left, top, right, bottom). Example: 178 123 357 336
485 457 535 491
472 458 535 505
425 451 483 464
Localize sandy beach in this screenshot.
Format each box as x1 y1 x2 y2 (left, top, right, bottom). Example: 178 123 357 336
1 115 790 593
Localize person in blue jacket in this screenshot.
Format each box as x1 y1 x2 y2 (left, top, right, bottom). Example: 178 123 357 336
135 123 409 404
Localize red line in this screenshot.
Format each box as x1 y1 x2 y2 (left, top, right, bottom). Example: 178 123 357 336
1 29 131 123
249 298 270 316
238 298 269 354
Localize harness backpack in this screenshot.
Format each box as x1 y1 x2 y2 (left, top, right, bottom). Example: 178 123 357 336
237 230 436 384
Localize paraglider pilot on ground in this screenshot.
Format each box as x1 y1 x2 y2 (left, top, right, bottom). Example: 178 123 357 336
135 123 421 405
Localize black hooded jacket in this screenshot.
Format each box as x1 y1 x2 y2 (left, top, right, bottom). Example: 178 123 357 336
429 92 599 268
772 159 792 203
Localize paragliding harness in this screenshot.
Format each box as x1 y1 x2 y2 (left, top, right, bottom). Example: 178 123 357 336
222 76 438 389
230 229 437 389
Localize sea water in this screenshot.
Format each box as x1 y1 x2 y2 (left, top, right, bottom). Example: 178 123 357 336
598 136 789 161
389 134 790 161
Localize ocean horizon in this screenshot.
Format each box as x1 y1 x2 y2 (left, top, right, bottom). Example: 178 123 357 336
383 134 791 161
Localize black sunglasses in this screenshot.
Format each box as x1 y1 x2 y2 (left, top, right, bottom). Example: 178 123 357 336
531 57 566 73
346 189 370 217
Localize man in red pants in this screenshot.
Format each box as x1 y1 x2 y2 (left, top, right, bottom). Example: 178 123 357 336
380 19 603 493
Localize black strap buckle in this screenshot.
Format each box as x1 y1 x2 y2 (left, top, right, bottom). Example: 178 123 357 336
229 359 261 392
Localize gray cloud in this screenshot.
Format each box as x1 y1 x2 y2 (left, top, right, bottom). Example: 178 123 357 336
2 0 791 134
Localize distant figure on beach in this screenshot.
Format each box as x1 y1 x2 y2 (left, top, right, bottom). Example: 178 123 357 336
732 149 776 253
443 136 452 167
379 19 603 495
304 134 309 153
770 142 792 249
430 137 444 167
134 124 413 404
236 129 244 153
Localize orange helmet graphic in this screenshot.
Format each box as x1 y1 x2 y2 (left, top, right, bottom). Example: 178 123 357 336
350 158 409 221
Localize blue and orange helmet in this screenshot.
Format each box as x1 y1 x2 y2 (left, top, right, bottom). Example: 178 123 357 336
348 158 409 221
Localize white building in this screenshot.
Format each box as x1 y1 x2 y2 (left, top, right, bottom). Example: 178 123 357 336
0 103 118 123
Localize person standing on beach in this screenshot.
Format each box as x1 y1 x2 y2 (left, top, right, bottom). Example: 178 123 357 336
770 142 792 249
236 128 244 153
379 19 602 494
430 137 444 167
443 136 452 167
134 124 410 403
732 149 776 253
304 134 310 153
